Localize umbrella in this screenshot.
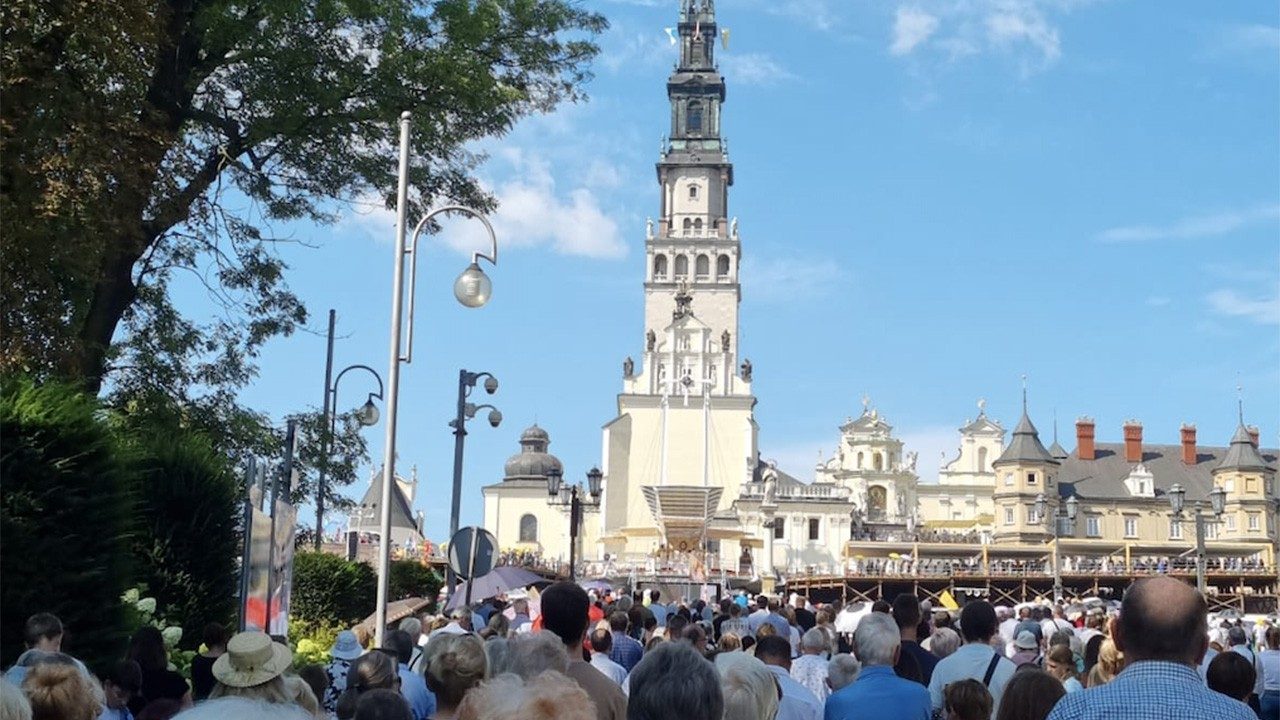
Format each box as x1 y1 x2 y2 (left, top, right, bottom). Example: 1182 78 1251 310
358 597 431 634
579 579 613 593
445 566 550 611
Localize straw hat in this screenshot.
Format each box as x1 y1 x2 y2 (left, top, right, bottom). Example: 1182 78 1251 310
212 631 292 688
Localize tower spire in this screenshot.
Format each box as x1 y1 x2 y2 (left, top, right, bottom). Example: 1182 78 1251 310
1021 374 1028 414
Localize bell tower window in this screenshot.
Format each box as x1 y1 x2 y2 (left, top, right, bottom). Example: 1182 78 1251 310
682 218 692 235
695 254 710 279
689 185 699 200
687 101 703 135
716 254 730 279
674 255 689 278
693 218 703 235
653 254 668 280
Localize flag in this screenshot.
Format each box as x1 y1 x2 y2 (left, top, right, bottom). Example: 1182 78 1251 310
664 27 677 46
939 590 960 610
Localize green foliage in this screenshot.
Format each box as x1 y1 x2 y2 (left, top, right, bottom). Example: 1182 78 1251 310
290 618 345 667
389 561 442 608
127 427 242 649
0 378 134 670
292 552 377 627
120 588 197 678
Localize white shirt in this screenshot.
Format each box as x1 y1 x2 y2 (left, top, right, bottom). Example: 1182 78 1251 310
789 654 830 702
590 652 628 685
765 664 822 720
998 618 1019 657
430 621 469 638
928 642 1017 718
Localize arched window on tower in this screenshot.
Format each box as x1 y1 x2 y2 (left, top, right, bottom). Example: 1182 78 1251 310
978 447 988 473
693 218 704 235
695 254 710 280
519 514 538 543
856 452 864 469
682 218 692 235
653 254 668 280
716 254 730 280
687 101 703 135
688 185 699 200
674 255 689 278
874 453 884 471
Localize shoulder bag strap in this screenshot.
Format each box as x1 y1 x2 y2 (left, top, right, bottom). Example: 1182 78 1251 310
982 653 1002 687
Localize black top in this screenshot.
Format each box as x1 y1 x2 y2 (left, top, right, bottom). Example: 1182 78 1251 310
190 654 218 701
794 607 817 632
128 668 190 715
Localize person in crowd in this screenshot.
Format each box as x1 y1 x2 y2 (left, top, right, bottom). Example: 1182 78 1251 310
1227 625 1266 714
747 596 771 635
1084 639 1121 688
189 623 228 702
825 654 860 694
1012 608 1042 653
22 663 98 720
682 623 710 657
713 599 733 641
505 632 568 679
1207 651 1257 705
136 699 183 720
871 601 891 615
478 614 508 642
334 649 399 720
100 660 143 720
482 638 511 678
1260 626 1280 720
824 613 929 720
892 594 938 686
755 635 821 720
929 628 961 661
455 671 594 720
126 626 191 714
791 629 832 702
1009 632 1041 667
398 618 424 662
1042 607 1073 640
383 630 436 720
588 628 628 685
718 653 779 720
539 582 627 720
325 630 365 712
1080 635 1104 682
171 697 313 720
782 607 803 658
296 666 329 714
647 590 668 628
715 634 744 670
208 632 299 708
5 614 89 687
928 602 1017 718
0 677 31 720
997 607 1019 658
352 689 411 720
627 642 722 720
1045 645 1083 693
1045 576 1255 720
994 668 1063 720
430 611 472 639
509 594 532 632
792 596 817 633
943 679 992 720
606 612 643 672
422 634 485 720
720 603 751 641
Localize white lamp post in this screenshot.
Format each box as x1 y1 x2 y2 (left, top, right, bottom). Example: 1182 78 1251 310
375 111 499 647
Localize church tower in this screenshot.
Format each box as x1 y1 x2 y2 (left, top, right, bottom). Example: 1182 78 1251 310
598 0 759 566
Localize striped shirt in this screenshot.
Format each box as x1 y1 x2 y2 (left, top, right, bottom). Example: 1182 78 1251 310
1046 660 1256 720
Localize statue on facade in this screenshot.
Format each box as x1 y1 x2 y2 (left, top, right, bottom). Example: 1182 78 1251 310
721 330 730 351
730 217 738 237
896 493 907 517
646 217 654 238
763 473 777 505
646 330 656 352
740 358 752 382
904 451 918 473
623 356 634 377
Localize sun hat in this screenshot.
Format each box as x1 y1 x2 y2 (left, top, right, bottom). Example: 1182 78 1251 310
1014 631 1038 650
329 630 364 661
212 631 293 688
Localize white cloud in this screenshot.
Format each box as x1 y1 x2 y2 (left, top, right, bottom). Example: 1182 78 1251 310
719 53 799 86
740 255 845 304
1206 289 1280 326
600 25 673 76
891 7 940 56
1097 204 1280 242
985 7 1060 63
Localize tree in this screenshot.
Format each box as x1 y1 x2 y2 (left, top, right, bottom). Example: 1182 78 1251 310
0 379 135 670
292 552 377 627
2 0 606 396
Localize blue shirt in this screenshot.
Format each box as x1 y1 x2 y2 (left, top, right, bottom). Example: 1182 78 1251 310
1046 660 1256 720
764 611 792 638
398 663 436 720
650 603 668 627
609 631 644 672
824 666 931 720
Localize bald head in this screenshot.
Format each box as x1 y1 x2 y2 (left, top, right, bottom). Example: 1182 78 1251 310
1114 577 1207 666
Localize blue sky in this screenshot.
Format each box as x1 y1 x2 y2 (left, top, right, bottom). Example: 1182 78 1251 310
205 0 1279 541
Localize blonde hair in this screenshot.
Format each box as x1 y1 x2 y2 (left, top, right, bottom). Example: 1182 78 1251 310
22 664 96 720
756 623 777 638
425 635 487 709
1087 639 1123 687
0 678 32 720
284 675 321 717
209 675 294 705
719 633 742 652
718 655 778 720
456 671 593 720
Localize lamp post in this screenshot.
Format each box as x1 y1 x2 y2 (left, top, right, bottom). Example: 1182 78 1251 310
546 467 602 582
447 369 502 595
1168 482 1227 594
376 111 500 647
315 309 385 550
1035 492 1078 602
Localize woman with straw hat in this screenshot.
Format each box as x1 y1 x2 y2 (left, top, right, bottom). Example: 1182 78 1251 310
209 632 296 705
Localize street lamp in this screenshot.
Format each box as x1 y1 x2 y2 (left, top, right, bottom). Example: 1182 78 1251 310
546 467 602 581
315 308 385 550
1168 482 1226 594
446 369 502 595
1035 492 1078 602
375 111 500 647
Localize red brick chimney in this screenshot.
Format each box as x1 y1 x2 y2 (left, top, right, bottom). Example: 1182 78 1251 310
1180 424 1197 465
1076 417 1095 461
1247 426 1260 447
1123 420 1143 463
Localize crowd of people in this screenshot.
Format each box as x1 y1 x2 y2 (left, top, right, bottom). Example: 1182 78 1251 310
2 576 1277 720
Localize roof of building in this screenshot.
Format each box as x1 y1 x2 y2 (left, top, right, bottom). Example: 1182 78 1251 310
504 424 564 481
1048 440 1069 460
1058 441 1277 501
1218 424 1270 472
994 412 1058 466
960 413 1004 435
355 471 418 532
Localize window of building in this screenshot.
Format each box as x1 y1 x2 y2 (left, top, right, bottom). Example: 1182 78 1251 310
689 184 699 200
1084 515 1101 537
773 520 784 540
653 254 668 279
1004 473 1013 486
695 254 710 278
694 218 704 234
1204 521 1217 540
674 255 689 277
1027 472 1037 484
1169 519 1182 540
1246 478 1258 494
717 254 730 278
1248 513 1260 531
1027 505 1040 524
808 518 820 541
682 218 692 235
1224 478 1236 493
1124 517 1137 538
873 453 883 471
978 447 988 472
856 452 864 469
519 514 538 543
1004 507 1014 525
1226 514 1237 532
687 101 703 134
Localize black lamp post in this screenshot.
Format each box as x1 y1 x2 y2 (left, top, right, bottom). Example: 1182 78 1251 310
1168 483 1227 593
446 369 501 595
547 466 602 581
1035 492 1078 602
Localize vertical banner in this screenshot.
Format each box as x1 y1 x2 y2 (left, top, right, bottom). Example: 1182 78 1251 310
242 506 274 631
269 500 298 636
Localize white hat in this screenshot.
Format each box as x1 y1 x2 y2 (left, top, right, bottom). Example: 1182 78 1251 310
329 630 364 661
213 632 293 688
1014 630 1038 650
